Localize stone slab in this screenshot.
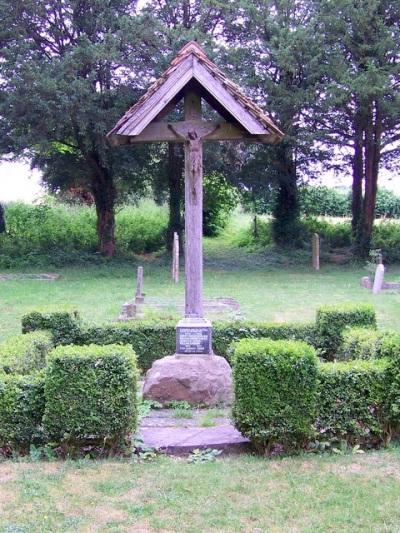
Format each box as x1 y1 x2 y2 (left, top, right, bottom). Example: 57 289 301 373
137 408 250 455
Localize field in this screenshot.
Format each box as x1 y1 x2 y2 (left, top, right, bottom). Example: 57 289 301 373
1 215 400 341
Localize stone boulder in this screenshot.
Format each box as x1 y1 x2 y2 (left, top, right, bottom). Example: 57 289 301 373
142 354 233 407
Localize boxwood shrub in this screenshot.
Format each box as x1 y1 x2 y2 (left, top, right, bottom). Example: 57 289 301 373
0 332 53 374
316 359 390 446
43 344 138 447
22 307 81 345
338 327 382 361
315 303 377 360
233 338 318 452
0 372 45 451
22 310 318 371
380 333 400 425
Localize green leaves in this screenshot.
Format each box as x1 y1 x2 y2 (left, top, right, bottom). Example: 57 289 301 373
233 338 318 452
43 344 138 446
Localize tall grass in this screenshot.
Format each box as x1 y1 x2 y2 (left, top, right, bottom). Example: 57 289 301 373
0 200 168 267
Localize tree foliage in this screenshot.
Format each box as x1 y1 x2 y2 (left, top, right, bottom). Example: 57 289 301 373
0 0 158 255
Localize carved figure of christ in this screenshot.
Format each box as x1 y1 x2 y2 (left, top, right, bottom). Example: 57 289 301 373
168 92 220 319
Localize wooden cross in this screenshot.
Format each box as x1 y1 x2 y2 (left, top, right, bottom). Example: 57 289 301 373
108 42 283 351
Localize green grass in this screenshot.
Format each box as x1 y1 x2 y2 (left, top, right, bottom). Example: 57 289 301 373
1 449 400 532
2 215 400 341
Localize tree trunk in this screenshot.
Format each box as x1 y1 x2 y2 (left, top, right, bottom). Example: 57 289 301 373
351 109 364 237
0 204 6 233
358 101 382 256
87 153 116 257
166 142 184 251
272 143 300 247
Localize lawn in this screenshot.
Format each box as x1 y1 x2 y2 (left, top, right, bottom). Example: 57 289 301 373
1 218 400 341
1 449 400 532
1 217 400 532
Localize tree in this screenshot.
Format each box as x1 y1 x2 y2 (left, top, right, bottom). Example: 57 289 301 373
141 0 238 248
0 0 158 255
223 0 330 246
317 0 400 254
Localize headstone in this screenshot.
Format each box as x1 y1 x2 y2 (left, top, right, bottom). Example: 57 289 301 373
118 301 136 320
135 266 144 303
361 276 373 289
312 233 320 270
172 232 179 283
372 264 385 294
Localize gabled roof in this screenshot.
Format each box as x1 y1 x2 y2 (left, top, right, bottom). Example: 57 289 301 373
107 41 283 144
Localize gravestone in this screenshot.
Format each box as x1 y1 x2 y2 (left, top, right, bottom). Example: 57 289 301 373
135 266 144 304
372 264 385 294
172 231 179 283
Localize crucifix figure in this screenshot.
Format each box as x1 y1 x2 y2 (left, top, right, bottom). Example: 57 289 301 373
108 41 283 378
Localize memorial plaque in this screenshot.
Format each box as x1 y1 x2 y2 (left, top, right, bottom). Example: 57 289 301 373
176 326 212 354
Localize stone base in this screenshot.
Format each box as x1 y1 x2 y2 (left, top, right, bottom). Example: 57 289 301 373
142 354 233 407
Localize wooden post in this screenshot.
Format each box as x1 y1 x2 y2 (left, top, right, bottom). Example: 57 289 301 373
312 233 320 271
172 231 179 283
135 266 144 303
183 90 203 318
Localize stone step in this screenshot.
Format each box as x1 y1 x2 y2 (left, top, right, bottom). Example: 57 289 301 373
136 409 250 456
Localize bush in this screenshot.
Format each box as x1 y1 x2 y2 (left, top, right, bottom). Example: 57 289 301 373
43 344 138 447
233 339 318 452
380 333 400 425
22 308 81 345
0 201 168 267
203 173 238 237
78 322 176 372
302 217 352 248
69 320 317 372
0 372 45 451
115 200 168 254
315 304 377 360
299 186 350 217
375 188 400 219
371 221 400 263
0 332 53 374
316 359 391 446
338 327 382 361
213 321 317 362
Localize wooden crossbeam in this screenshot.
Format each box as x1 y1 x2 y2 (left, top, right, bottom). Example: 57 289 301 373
108 120 276 146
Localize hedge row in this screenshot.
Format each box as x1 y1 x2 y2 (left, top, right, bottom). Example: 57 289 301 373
233 339 318 452
0 332 53 374
0 344 138 453
315 303 377 360
20 303 376 370
233 338 399 453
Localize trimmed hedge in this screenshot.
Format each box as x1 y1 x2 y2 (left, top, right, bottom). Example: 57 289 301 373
316 359 390 446
78 322 176 372
43 344 138 447
0 332 53 374
233 339 318 452
315 303 377 360
380 333 400 425
338 327 382 361
0 372 45 451
22 308 81 345
22 310 318 371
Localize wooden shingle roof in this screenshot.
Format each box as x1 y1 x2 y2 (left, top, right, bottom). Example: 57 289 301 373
107 41 283 145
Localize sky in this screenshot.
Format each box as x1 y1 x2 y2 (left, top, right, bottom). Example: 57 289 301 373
0 160 398 204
